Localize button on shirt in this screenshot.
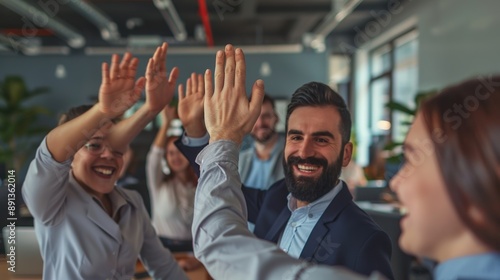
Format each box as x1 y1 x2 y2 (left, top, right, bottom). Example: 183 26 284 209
279 181 343 258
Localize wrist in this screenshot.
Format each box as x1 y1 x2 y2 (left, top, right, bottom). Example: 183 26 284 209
208 130 242 144
185 122 207 138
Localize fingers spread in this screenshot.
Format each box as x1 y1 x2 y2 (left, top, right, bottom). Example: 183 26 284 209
159 42 168 72
101 62 110 85
190 72 197 92
110 54 120 79
234 48 247 91
126 57 139 81
249 79 265 114
146 58 155 78
224 44 235 89
168 67 179 84
204 69 213 99
214 50 224 94
119 52 132 72
186 77 192 96
178 84 185 100
197 74 204 95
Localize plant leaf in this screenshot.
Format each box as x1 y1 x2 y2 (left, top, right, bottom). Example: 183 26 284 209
385 102 416 115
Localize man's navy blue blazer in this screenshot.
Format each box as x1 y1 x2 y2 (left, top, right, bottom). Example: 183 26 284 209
175 139 394 279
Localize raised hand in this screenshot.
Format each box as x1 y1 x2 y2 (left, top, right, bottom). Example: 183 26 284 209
204 45 265 144
178 72 206 137
98 52 146 118
145 42 179 114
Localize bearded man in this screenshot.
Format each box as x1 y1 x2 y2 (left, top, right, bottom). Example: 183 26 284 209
175 80 394 279
238 94 285 191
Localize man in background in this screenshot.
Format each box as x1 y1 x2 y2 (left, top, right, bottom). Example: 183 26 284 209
239 94 285 190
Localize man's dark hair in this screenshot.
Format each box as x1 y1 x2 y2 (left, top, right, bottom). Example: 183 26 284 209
285 82 351 145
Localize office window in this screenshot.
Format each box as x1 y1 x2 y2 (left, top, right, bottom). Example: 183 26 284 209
369 30 418 141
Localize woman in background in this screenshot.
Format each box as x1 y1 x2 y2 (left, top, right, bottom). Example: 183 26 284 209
146 73 203 271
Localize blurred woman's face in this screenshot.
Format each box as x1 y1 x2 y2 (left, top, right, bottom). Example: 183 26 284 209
390 114 468 262
165 140 189 174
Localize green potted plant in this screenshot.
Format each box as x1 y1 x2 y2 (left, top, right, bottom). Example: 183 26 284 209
384 89 437 163
0 75 52 177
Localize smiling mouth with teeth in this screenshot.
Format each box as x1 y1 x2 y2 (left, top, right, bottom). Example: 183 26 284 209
297 164 319 172
93 167 115 176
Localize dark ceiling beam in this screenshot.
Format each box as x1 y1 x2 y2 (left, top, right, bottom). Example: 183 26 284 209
354 2 392 11
240 0 257 18
0 0 86 48
313 0 365 37
183 11 328 22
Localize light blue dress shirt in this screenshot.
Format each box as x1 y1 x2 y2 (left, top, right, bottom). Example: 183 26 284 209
434 253 500 280
244 154 274 189
279 181 343 258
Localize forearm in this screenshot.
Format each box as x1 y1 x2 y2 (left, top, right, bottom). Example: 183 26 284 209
153 122 169 148
111 104 158 148
193 141 303 279
145 146 165 191
46 104 111 162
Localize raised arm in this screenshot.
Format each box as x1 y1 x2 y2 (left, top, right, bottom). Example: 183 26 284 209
47 52 145 162
153 105 177 149
146 104 176 189
110 43 179 147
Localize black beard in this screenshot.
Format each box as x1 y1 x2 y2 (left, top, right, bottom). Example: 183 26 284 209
283 152 343 203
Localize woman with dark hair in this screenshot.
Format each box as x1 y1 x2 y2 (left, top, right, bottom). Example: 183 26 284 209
22 44 187 279
390 75 500 279
146 74 201 270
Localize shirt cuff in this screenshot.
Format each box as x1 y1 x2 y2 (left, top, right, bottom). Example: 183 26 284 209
181 132 209 147
196 140 239 167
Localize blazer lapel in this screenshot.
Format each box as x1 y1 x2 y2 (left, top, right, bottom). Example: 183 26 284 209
299 183 352 262
264 207 291 243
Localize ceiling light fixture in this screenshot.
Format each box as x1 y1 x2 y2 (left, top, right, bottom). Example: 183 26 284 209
66 0 121 42
153 0 188 42
313 0 364 38
0 0 85 48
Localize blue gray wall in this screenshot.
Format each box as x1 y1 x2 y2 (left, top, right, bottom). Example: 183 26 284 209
0 50 328 125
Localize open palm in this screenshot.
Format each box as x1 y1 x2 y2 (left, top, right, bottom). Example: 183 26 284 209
145 43 179 114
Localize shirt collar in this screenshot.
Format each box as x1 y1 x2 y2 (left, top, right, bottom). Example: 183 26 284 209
434 253 500 280
287 180 343 212
68 170 135 218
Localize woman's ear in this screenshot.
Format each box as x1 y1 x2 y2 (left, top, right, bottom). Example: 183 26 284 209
468 204 487 225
